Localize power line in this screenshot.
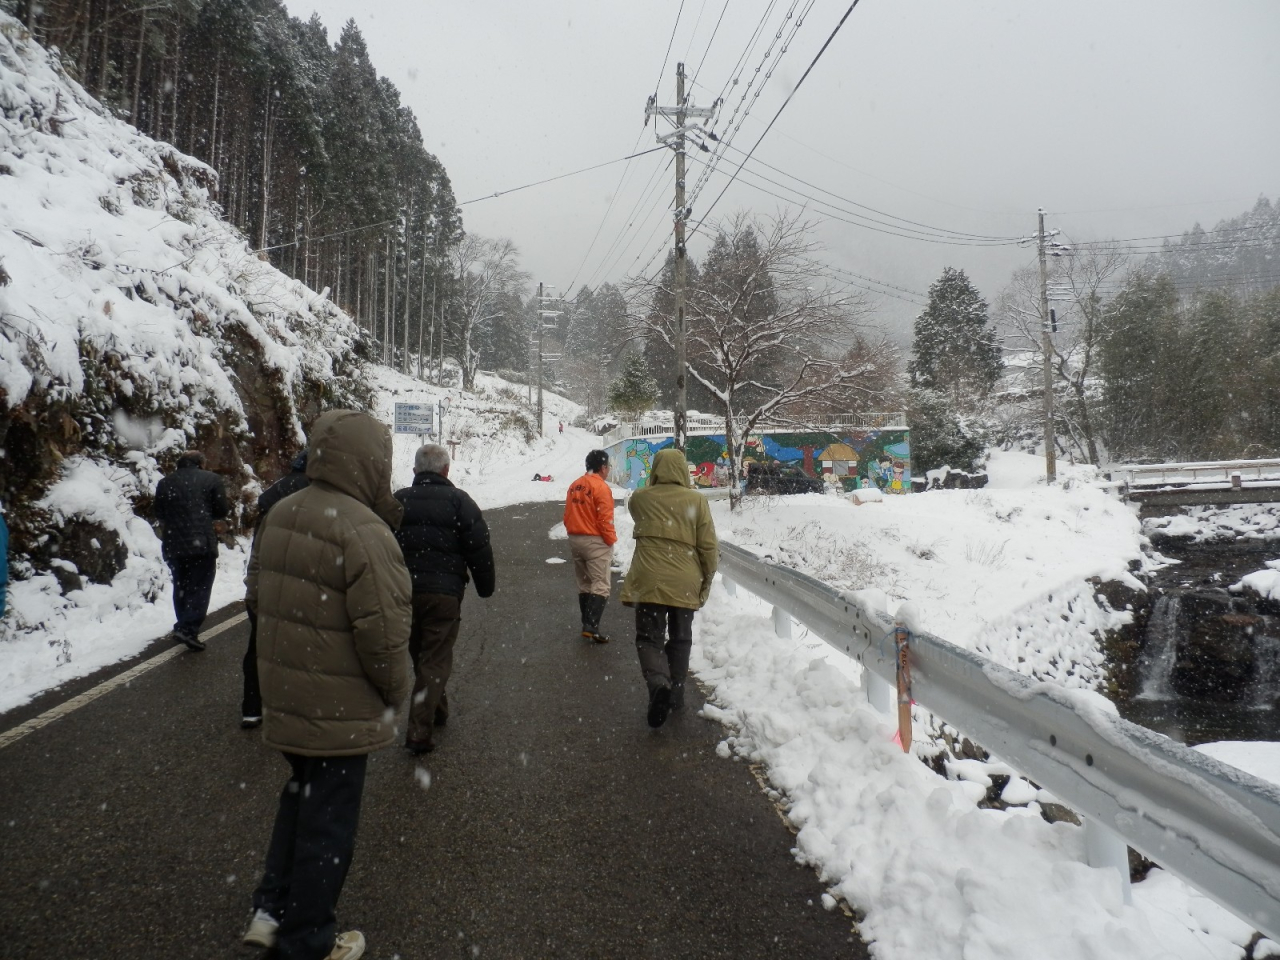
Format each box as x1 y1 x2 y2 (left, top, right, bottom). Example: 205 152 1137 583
717 140 1024 242
584 153 677 293
690 0 731 88
687 0 813 213
691 0 865 238
686 152 1026 246
458 146 666 205
652 0 687 101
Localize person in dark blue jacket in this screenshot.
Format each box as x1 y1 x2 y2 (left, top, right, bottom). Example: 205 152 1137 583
239 449 309 728
393 443 495 754
153 451 229 651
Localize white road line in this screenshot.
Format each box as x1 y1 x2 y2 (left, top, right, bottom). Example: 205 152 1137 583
0 612 248 751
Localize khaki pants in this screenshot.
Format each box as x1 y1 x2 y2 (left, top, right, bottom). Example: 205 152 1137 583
568 535 613 597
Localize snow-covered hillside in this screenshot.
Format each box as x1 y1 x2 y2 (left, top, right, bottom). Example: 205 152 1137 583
0 15 374 635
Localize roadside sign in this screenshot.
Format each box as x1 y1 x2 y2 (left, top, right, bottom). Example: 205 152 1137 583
394 402 434 435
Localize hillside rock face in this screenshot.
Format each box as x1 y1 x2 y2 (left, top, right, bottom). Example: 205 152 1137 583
0 15 372 585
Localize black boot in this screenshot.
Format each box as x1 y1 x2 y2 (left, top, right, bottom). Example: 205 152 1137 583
577 593 591 637
584 594 610 643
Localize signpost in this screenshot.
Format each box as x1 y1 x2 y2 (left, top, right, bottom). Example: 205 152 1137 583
394 402 435 436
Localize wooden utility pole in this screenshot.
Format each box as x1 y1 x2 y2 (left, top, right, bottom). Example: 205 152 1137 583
1037 208 1057 483
536 284 563 439
646 62 715 452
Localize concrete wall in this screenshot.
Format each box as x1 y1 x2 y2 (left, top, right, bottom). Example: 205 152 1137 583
605 428 912 493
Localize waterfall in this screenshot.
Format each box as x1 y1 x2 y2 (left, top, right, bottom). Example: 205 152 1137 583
1251 623 1280 709
1136 595 1182 701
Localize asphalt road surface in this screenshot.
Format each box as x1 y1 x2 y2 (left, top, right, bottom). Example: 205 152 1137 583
0 501 868 959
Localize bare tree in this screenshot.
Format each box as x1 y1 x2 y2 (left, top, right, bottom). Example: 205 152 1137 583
996 243 1124 464
452 235 528 392
633 211 883 508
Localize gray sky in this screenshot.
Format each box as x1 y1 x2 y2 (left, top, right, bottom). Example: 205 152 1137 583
295 0 1279 337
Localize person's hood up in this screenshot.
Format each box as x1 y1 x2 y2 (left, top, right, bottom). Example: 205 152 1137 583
650 448 692 487
290 449 309 473
306 410 404 529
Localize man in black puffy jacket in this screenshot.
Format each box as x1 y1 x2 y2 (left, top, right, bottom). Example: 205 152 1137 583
239 449 310 728
393 443 495 754
154 450 230 651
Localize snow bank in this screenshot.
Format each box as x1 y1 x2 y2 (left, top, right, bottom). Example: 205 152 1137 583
711 450 1144 686
693 583 1256 960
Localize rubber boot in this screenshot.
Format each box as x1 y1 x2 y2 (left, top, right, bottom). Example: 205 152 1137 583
667 638 691 710
577 593 591 638
585 594 610 643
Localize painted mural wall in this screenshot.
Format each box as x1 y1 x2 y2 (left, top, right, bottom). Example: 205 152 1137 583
605 429 912 493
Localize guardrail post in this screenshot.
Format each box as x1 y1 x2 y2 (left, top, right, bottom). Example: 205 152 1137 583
722 576 737 597
1083 817 1132 905
864 670 895 716
772 606 792 639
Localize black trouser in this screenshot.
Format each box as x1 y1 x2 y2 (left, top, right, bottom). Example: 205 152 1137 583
254 752 368 960
166 554 217 638
634 603 695 703
242 607 262 718
406 593 462 747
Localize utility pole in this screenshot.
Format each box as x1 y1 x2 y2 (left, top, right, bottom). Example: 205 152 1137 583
536 283 562 439
646 62 715 452
1037 207 1057 483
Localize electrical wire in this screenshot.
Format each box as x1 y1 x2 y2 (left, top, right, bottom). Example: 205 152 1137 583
690 0 732 88
458 146 666 205
691 0 864 238
687 0 813 213
653 0 688 103
686 152 1025 246
717 140 1025 242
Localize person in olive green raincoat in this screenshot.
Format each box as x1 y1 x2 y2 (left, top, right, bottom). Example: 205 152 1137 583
619 447 718 728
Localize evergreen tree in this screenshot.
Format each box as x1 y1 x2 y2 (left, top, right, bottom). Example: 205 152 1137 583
907 388 987 473
608 353 659 417
909 267 1002 403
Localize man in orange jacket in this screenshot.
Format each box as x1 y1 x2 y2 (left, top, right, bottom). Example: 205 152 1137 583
563 449 617 643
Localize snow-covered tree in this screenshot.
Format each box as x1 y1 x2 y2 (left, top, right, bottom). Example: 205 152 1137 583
632 211 880 508
451 236 528 392
996 244 1124 464
909 267 1002 404
607 353 659 418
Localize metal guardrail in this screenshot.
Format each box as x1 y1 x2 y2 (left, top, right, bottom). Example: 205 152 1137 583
717 541 1280 941
1111 458 1280 487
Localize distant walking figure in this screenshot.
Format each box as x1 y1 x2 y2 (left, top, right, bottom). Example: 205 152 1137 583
394 443 495 755
244 410 412 960
240 449 310 729
153 450 229 651
564 449 617 643
558 422 564 435
620 448 718 728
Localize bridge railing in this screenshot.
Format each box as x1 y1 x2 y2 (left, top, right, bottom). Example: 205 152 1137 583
601 412 908 448
717 541 1280 941
1111 458 1280 488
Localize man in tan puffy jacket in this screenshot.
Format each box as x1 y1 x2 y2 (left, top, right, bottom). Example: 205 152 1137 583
242 409 412 960
620 448 718 729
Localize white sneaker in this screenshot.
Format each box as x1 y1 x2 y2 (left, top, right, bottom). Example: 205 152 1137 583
329 930 366 960
242 909 279 948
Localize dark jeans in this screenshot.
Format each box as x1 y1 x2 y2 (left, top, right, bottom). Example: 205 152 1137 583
166 554 217 638
407 593 462 747
243 607 262 717
254 752 368 960
634 603 695 704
